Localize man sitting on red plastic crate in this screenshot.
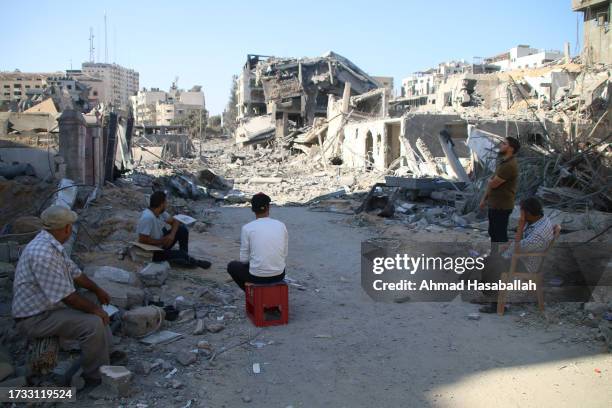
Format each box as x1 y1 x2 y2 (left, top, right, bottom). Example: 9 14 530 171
227 193 287 290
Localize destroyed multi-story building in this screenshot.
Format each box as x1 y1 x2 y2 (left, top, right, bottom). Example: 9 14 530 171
130 83 205 127
235 52 387 145
573 0 612 64
0 71 60 108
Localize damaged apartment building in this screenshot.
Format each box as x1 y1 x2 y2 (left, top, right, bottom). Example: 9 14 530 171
231 13 611 214
234 52 392 146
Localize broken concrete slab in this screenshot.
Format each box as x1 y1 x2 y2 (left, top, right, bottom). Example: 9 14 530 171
91 277 145 309
122 306 165 337
206 322 225 333
99 365 133 397
138 262 170 287
139 330 183 346
85 265 139 286
193 319 205 335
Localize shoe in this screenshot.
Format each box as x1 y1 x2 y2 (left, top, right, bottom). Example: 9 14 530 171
196 259 212 269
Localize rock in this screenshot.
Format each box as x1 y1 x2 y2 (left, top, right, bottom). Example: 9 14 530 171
339 175 356 187
100 365 133 397
174 296 195 310
138 262 170 287
92 277 145 309
196 340 212 351
86 265 138 286
584 302 608 317
467 313 481 321
176 351 197 366
193 222 208 233
178 309 195 322
224 311 236 320
206 323 225 333
0 362 14 382
122 306 165 337
134 361 153 376
193 319 206 335
242 395 252 403
170 379 183 389
599 320 612 351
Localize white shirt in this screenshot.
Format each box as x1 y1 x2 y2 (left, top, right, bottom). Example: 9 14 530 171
136 209 170 240
240 217 288 277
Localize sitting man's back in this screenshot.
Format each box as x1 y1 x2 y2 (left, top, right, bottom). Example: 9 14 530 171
227 193 288 290
241 216 287 277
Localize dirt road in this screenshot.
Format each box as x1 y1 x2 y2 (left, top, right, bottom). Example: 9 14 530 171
180 206 610 408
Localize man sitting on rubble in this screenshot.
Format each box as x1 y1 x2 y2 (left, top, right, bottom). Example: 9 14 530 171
227 193 287 290
478 197 555 313
137 191 211 269
12 206 114 387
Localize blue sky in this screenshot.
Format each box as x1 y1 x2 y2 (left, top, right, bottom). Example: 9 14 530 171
1 1 581 115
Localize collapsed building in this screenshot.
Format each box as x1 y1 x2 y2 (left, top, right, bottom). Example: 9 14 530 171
235 52 387 146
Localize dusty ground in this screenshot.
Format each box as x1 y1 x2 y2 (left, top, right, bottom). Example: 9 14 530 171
70 205 609 408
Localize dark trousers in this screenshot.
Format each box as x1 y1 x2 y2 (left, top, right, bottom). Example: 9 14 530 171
153 224 194 266
227 261 285 291
488 208 513 243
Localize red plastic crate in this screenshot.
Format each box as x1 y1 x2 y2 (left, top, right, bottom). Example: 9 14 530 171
245 281 289 327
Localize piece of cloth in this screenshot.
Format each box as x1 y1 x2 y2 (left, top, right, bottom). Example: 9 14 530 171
136 208 170 240
502 216 555 273
240 217 288 277
152 224 194 266
15 308 111 380
488 208 513 243
12 230 82 319
488 155 518 210
227 261 285 291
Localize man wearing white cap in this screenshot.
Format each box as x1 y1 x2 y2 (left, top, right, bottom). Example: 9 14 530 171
12 205 113 386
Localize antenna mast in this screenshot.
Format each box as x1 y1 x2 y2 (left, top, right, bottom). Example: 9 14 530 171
89 27 95 63
104 13 108 63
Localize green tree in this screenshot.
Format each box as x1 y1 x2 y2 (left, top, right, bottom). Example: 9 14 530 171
222 75 238 135
171 109 208 138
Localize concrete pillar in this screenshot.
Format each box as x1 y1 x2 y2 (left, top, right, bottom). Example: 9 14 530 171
564 42 571 64
275 111 288 139
58 109 87 183
341 82 351 114
85 114 103 186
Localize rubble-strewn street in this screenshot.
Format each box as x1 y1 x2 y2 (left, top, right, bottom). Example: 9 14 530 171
1 1 611 407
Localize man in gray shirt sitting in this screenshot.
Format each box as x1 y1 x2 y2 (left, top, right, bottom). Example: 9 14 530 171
137 191 211 269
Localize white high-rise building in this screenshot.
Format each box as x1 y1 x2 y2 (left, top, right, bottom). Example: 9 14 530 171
78 62 139 111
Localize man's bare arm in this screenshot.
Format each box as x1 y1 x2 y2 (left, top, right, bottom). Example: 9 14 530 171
62 292 109 325
74 273 110 305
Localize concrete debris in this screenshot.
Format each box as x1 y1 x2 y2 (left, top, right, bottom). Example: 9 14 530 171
206 322 225 333
92 277 145 309
138 262 170 287
122 306 165 337
100 365 133 397
176 350 197 366
193 319 206 335
85 265 139 286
